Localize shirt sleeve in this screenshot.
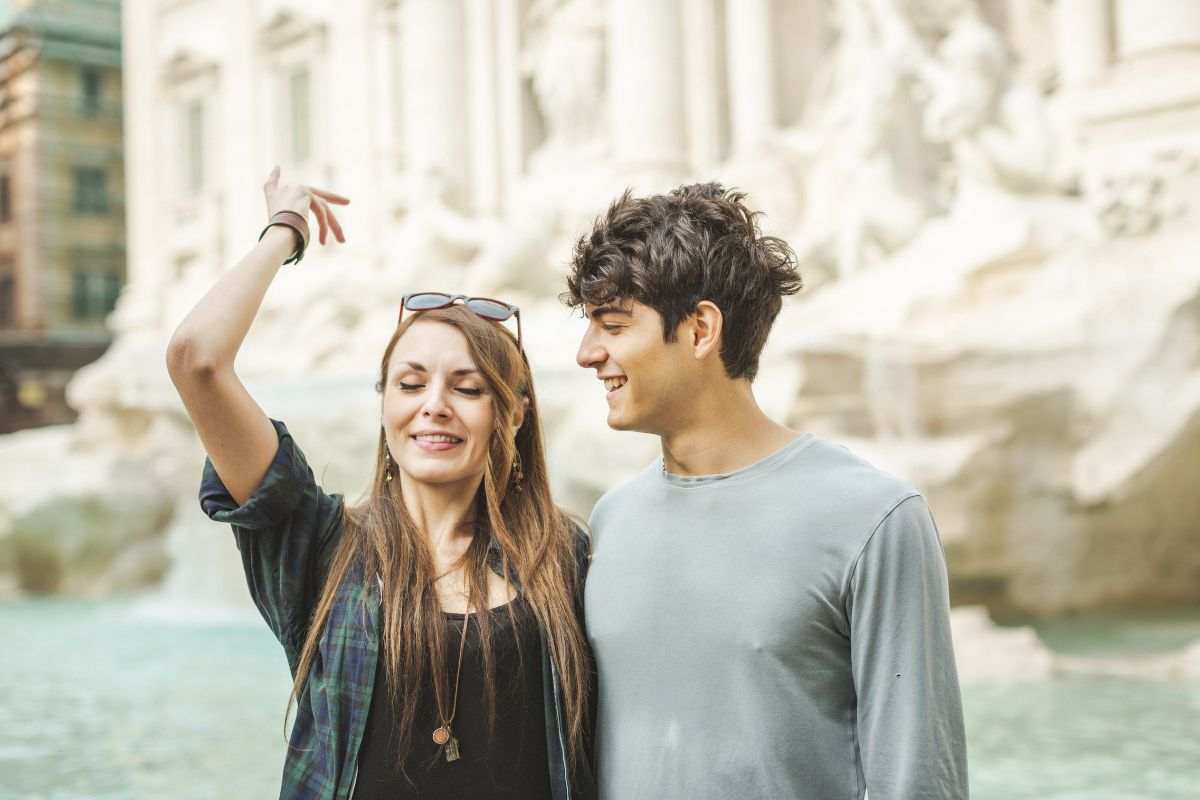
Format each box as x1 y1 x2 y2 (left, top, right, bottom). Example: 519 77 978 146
198 418 344 669
847 494 970 800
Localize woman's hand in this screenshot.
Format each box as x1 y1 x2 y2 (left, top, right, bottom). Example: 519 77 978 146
263 165 351 245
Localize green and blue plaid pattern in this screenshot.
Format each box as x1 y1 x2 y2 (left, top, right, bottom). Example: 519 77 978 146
200 419 593 800
201 419 374 799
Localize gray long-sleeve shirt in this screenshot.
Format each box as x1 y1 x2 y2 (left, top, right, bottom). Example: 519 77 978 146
585 434 968 799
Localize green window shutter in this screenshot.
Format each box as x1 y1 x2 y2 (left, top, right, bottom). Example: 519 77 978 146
72 271 89 318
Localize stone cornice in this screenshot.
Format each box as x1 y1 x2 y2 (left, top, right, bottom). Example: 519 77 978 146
257 8 329 53
159 48 219 89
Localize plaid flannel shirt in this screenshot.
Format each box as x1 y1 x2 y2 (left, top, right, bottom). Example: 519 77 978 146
199 419 594 800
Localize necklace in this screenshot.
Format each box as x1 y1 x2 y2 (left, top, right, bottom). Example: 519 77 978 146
431 604 471 762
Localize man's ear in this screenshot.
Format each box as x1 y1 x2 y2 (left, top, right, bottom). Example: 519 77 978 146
511 395 531 435
691 301 723 361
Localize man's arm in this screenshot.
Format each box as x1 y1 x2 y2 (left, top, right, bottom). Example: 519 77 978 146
847 494 970 799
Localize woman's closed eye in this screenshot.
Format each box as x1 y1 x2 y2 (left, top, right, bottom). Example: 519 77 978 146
397 380 485 397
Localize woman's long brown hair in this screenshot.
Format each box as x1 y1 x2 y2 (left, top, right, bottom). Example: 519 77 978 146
284 305 591 773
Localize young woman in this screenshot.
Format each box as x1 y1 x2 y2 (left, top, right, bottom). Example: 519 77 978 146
166 169 595 799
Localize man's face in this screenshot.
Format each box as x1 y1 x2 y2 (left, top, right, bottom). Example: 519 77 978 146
575 299 694 434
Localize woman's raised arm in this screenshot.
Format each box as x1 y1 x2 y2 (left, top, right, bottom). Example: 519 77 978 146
165 167 349 506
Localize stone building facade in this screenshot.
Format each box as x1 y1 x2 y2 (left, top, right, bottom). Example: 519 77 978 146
0 0 123 432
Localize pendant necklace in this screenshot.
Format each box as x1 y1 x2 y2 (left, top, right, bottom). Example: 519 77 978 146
432 604 471 762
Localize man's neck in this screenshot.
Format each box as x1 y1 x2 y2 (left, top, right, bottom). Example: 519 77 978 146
659 381 800 477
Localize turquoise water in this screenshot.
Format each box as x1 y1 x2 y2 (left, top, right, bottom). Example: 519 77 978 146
2 600 291 800
2 599 1198 799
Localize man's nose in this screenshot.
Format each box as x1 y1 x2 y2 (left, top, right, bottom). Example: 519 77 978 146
576 331 605 370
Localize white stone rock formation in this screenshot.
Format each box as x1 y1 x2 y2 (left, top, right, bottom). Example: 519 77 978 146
950 606 1054 682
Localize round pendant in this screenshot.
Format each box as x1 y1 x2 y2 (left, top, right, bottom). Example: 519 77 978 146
432 726 451 745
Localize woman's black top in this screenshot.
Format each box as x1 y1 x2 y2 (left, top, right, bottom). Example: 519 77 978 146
353 595 553 799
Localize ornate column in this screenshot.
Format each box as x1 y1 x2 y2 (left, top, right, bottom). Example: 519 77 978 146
365 0 403 269
226 0 262 251
682 0 725 170
370 1 403 167
1052 0 1110 87
119 1 160 297
724 0 775 154
400 0 469 208
493 0 524 213
466 0 500 216
607 0 687 175
327 0 377 264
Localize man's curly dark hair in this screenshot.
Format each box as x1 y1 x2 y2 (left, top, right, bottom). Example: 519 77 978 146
562 183 802 381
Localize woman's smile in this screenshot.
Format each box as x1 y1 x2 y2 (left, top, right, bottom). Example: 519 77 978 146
411 431 465 452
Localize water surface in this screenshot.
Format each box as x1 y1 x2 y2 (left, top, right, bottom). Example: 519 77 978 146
2 599 1197 799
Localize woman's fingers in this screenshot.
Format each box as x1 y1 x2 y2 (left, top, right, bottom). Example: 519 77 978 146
323 200 346 243
261 170 349 248
264 174 347 247
307 187 351 205
309 193 329 245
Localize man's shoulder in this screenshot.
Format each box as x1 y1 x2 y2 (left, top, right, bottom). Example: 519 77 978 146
771 434 925 534
588 458 662 525
801 435 919 497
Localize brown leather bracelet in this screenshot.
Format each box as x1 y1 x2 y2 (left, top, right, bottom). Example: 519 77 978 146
260 210 310 265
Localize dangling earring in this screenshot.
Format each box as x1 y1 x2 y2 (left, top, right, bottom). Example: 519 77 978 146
384 449 394 482
511 451 524 493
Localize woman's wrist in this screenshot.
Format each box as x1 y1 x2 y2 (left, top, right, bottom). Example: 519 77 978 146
258 210 310 265
259 223 299 260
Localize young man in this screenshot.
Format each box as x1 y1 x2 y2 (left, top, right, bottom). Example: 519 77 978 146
565 184 969 799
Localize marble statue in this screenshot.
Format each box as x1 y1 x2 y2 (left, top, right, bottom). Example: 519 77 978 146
888 0 1054 207
787 0 941 281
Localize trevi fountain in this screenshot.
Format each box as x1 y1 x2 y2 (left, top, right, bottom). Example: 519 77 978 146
1 1 1198 797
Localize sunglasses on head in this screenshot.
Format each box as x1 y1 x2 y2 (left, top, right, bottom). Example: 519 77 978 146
399 292 522 349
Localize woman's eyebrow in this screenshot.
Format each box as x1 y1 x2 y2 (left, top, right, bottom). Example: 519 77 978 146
395 361 478 377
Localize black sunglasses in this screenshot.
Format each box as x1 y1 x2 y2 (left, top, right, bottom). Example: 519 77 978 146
399 292 522 349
